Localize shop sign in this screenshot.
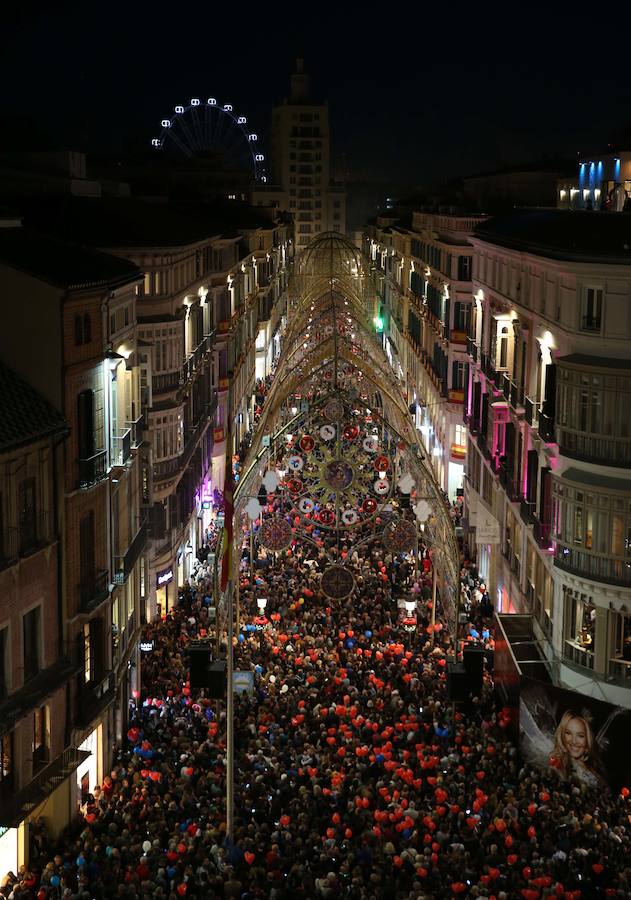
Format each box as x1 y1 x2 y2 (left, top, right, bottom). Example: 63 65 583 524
214 427 225 442
202 501 212 509
233 670 254 694
140 641 154 653
156 568 173 587
262 434 271 448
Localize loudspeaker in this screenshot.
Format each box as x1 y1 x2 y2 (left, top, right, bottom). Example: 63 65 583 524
462 648 484 696
188 645 212 689
446 662 469 703
207 660 227 699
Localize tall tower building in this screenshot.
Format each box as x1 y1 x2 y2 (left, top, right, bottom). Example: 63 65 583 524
272 59 346 251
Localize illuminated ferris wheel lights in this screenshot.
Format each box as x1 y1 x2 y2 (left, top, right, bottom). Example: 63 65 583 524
161 119 171 128
175 105 185 113
207 97 217 105
223 104 233 111
237 116 247 124
191 98 200 106
248 133 258 141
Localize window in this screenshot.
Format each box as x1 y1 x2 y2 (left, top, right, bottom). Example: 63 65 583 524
32 705 50 772
124 306 130 326
453 302 471 333
454 424 467 447
0 627 8 698
18 477 37 553
23 606 41 681
74 315 84 346
83 313 91 343
77 390 95 460
581 287 602 331
451 361 467 391
144 273 152 295
499 326 509 369
0 733 13 800
83 622 92 683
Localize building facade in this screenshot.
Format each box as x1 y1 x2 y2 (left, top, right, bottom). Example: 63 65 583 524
558 150 631 211
365 209 485 500
0 227 146 870
464 209 631 705
0 365 72 878
271 59 346 250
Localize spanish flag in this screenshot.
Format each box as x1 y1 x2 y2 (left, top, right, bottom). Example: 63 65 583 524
220 429 234 592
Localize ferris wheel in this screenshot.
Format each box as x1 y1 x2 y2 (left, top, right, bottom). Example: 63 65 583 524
151 97 267 183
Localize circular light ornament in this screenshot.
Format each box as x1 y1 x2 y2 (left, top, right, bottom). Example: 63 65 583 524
288 454 304 472
374 478 390 496
324 398 345 421
258 518 293 552
362 498 377 514
374 454 389 473
341 509 359 525
287 478 303 495
321 565 356 599
362 436 379 453
343 424 359 441
324 459 354 491
318 509 335 526
319 424 336 441
382 518 417 553
299 497 315 514
299 434 315 453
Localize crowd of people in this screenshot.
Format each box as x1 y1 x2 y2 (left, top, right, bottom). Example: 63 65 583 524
3 521 630 900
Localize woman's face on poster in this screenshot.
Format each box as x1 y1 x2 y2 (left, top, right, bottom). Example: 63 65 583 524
563 717 588 759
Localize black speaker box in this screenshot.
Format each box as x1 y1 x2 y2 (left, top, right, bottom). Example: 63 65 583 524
207 660 227 699
463 647 485 679
188 646 211 689
446 662 470 702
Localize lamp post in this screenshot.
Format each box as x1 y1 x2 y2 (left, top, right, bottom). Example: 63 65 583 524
257 596 268 651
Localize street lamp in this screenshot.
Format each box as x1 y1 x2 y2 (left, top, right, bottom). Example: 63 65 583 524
256 597 268 615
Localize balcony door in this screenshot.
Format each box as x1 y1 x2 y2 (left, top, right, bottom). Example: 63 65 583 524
77 390 96 460
80 511 96 602
18 477 37 552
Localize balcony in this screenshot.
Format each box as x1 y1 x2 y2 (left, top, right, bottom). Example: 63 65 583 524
555 545 631 587
153 399 215 484
0 746 91 828
519 498 536 525
563 638 594 670
580 315 601 332
127 415 144 449
181 334 212 385
466 336 478 363
79 569 110 613
538 412 555 442
607 657 631 687
77 671 115 729
152 371 181 394
78 450 108 489
113 520 147 585
0 651 81 738
533 518 553 550
111 428 132 467
558 430 631 468
524 396 537 427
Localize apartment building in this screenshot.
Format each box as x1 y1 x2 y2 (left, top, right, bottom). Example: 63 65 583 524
20 198 291 617
0 224 145 859
465 208 631 705
365 209 485 499
271 59 346 250
0 364 72 877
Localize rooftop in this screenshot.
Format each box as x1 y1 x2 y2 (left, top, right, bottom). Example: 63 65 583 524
0 225 141 289
18 197 278 249
0 360 68 452
560 353 631 370
473 208 631 263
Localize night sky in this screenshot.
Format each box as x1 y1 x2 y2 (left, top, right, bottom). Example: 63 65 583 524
4 3 631 188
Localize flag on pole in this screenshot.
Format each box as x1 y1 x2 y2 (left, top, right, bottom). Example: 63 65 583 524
221 429 234 592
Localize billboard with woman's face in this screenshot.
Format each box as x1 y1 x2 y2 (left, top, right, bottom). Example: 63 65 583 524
519 676 631 793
